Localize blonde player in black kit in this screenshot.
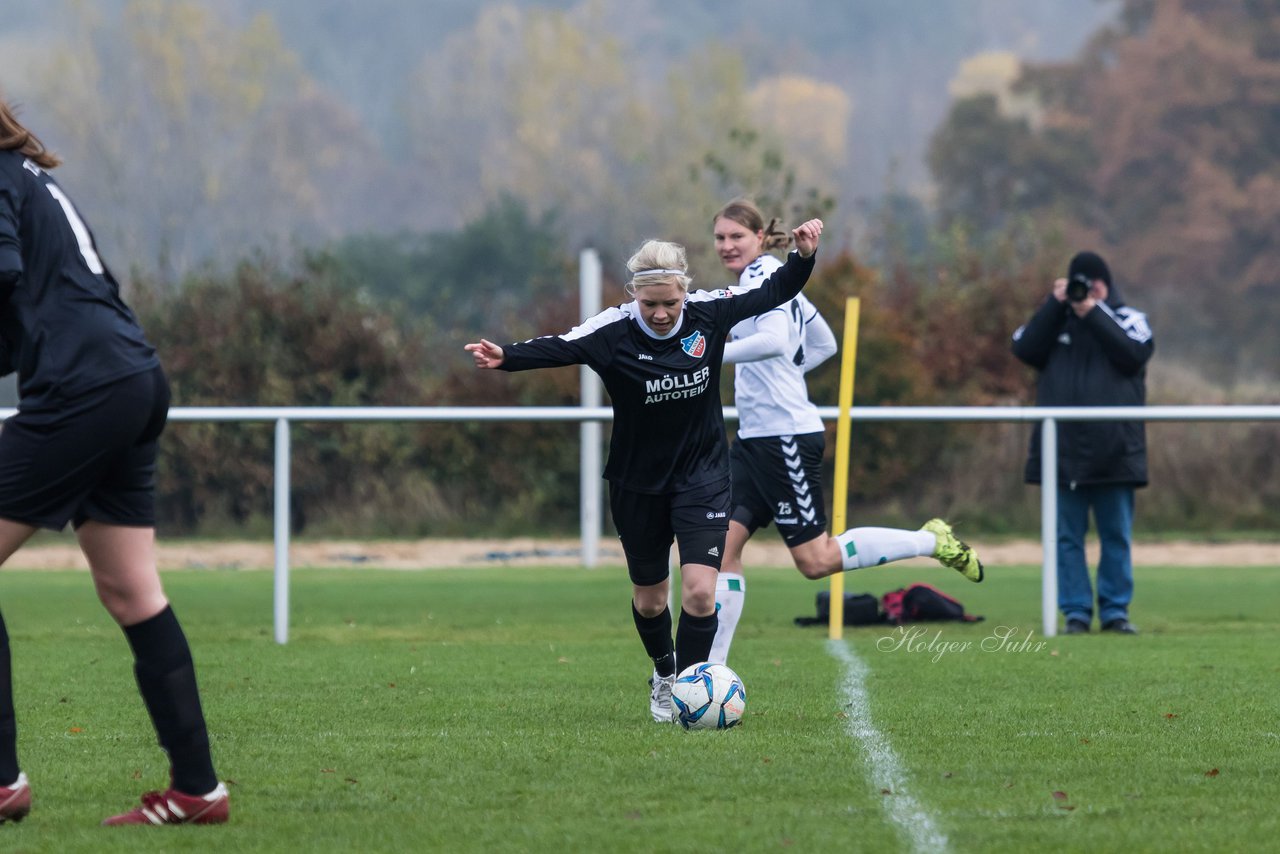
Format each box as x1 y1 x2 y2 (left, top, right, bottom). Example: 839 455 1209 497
467 219 824 723
0 99 227 825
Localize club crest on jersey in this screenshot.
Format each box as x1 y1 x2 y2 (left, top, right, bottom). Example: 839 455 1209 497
680 330 707 358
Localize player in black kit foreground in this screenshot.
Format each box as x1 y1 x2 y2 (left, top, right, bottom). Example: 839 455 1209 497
467 220 827 722
0 97 227 825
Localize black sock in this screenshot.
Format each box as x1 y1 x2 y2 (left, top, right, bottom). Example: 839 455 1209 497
675 609 718 671
0 610 18 787
123 606 218 796
631 604 675 677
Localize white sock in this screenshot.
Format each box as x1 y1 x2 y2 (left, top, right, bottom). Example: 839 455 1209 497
708 573 745 664
835 528 936 571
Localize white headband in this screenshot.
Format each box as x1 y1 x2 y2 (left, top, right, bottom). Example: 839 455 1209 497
633 268 685 277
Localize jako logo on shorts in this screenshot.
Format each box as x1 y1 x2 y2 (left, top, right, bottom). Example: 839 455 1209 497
680 330 706 358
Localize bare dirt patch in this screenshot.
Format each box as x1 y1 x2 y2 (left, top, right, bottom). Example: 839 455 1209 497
7 536 1278 571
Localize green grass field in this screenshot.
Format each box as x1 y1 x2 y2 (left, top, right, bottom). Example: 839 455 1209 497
1 558 1277 853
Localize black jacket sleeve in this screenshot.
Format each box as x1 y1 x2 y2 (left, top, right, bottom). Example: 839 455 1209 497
1081 304 1153 376
1011 297 1068 370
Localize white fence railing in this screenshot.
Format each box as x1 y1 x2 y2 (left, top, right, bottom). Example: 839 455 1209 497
5 402 1265 641
140 404 1280 643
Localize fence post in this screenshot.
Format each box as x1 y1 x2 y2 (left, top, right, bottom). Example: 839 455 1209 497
274 418 291 644
1040 417 1058 638
579 249 602 567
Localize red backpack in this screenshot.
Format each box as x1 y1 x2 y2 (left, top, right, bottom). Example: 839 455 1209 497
881 583 983 625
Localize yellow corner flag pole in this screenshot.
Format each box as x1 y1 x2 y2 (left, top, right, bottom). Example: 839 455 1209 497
829 297 861 640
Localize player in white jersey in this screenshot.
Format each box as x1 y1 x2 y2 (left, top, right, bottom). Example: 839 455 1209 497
707 200 984 665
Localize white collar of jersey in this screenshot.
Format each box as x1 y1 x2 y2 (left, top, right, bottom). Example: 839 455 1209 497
635 312 683 340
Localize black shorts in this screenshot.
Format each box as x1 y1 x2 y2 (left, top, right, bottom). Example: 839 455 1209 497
609 478 731 585
0 365 170 530
729 432 827 547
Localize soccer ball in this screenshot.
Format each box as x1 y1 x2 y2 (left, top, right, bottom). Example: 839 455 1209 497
671 662 746 730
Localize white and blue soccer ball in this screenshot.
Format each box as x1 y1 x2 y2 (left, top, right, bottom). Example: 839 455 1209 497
671 662 746 730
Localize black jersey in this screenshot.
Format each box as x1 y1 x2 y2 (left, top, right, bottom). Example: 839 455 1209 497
0 150 158 414
501 251 816 493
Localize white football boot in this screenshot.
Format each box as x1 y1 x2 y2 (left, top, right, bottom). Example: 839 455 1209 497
649 671 676 723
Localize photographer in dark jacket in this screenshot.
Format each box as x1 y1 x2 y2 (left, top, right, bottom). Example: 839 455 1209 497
1012 251 1153 635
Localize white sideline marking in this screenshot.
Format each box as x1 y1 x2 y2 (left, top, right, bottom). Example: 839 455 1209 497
828 638 949 853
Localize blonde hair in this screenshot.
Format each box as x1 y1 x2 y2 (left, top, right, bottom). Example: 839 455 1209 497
625 239 692 296
0 99 60 169
712 198 790 251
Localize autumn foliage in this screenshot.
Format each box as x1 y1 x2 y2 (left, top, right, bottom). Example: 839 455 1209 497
930 0 1280 379
134 255 586 536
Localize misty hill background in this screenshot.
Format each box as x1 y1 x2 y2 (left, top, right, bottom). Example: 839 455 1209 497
3 0 1116 267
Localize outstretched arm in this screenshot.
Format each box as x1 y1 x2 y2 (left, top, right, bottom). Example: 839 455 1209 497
464 339 505 369
471 313 617 372
721 219 824 326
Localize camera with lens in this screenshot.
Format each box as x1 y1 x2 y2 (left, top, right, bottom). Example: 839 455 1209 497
1066 273 1092 303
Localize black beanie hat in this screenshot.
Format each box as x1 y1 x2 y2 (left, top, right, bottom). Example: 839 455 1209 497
1068 251 1111 286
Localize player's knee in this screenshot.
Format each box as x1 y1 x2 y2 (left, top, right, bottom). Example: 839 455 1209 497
682 586 716 615
100 591 166 627
795 557 829 580
793 545 834 578
792 537 837 579
632 589 668 618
